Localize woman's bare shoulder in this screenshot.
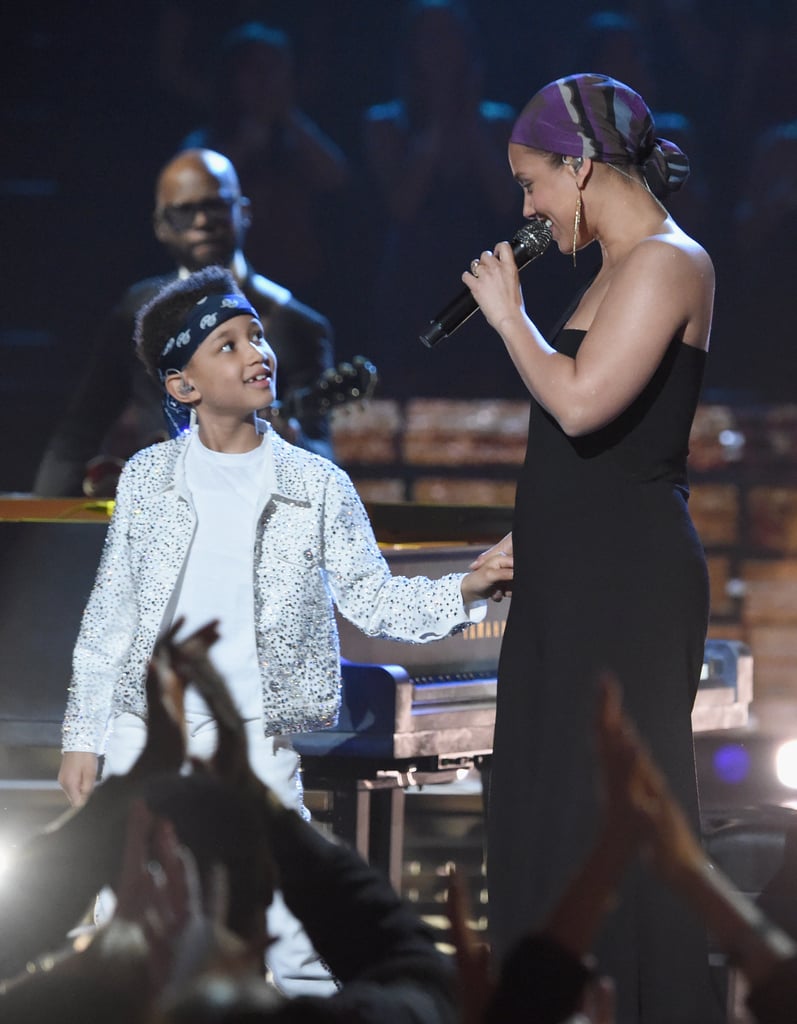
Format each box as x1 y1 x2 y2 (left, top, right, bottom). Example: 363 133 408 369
635 225 714 276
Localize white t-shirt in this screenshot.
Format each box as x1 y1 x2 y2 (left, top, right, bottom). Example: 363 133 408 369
172 432 275 721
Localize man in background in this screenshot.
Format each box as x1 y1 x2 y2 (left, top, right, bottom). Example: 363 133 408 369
34 148 335 496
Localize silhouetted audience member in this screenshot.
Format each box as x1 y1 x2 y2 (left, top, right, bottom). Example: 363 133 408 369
362 0 519 399
570 10 657 107
449 677 797 1024
33 148 335 496
570 14 713 249
720 118 797 401
4 640 797 1024
717 0 797 155
0 625 460 1024
180 22 350 304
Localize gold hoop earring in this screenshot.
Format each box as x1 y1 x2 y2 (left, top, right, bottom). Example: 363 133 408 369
572 191 582 267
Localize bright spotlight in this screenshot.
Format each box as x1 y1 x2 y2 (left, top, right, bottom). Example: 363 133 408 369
0 841 16 881
775 740 797 789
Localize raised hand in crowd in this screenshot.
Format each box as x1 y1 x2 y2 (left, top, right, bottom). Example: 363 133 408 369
446 869 493 1024
1 624 211 979
596 675 797 1024
57 618 199 807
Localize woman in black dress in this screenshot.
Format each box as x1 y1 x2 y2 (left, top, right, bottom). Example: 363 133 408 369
465 74 723 1024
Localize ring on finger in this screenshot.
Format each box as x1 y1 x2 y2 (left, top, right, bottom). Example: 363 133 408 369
470 258 480 276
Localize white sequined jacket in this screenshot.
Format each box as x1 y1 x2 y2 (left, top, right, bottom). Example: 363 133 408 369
62 427 483 753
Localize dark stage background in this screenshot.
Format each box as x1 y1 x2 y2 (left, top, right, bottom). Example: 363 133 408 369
3 0 796 492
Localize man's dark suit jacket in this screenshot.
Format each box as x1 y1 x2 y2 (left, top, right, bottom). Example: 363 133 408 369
34 265 335 496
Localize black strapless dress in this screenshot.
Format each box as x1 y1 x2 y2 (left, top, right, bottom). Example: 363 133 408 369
487 330 723 1023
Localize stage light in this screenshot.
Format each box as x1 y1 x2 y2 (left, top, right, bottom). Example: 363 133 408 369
712 742 751 785
774 740 797 789
0 840 16 881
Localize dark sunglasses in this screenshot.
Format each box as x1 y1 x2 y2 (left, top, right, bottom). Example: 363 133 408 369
159 195 237 232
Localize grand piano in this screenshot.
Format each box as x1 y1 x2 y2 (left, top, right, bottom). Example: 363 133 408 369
0 500 753 888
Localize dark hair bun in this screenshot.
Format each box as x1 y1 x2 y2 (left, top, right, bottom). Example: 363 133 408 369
642 139 690 198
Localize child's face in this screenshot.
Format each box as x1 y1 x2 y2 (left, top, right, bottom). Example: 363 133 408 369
182 314 277 420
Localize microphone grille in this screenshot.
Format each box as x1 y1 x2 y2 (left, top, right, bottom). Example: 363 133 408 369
511 219 553 259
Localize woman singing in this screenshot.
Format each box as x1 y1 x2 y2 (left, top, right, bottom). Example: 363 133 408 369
466 74 723 1023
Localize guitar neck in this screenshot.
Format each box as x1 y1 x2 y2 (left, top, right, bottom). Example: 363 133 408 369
277 357 377 420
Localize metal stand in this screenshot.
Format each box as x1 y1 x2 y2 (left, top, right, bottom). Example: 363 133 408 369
302 764 462 892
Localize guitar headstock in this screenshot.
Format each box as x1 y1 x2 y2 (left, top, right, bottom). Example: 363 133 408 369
290 356 378 417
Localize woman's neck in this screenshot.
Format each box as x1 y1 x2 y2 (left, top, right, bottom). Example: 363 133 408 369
595 201 672 268
586 164 672 267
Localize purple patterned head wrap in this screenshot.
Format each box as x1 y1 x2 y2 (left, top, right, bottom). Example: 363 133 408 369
509 73 689 198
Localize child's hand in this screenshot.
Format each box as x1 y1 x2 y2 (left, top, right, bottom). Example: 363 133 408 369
461 548 513 605
58 751 100 807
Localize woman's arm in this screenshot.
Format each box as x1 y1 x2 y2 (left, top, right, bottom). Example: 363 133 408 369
464 234 713 436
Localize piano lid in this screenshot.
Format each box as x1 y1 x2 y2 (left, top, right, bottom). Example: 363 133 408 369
364 502 513 545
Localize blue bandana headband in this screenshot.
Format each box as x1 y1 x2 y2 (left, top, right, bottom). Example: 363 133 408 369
158 291 259 437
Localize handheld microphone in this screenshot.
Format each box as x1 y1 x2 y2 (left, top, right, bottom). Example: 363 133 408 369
419 219 553 348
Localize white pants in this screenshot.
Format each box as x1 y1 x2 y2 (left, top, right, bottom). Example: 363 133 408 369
99 712 337 997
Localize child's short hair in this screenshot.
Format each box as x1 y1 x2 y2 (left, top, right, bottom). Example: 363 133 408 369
135 266 241 384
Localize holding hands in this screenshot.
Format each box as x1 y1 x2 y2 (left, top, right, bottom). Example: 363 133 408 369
465 532 514 604
461 539 513 605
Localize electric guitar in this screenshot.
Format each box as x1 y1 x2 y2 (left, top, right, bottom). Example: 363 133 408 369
271 354 378 419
